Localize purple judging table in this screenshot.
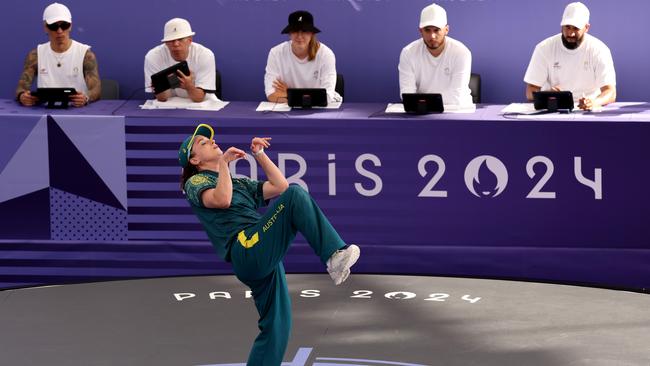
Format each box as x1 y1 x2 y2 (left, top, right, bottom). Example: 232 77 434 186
118 100 650 290
1 99 649 290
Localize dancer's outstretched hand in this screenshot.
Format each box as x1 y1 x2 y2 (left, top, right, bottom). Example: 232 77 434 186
251 137 271 155
222 147 246 163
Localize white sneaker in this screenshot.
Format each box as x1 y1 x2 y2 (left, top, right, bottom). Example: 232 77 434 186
327 245 360 285
329 268 350 286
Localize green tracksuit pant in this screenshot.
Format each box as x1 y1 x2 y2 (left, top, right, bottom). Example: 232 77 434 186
231 185 345 365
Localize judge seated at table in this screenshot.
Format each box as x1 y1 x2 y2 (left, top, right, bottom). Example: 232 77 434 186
15 2 101 108
264 10 342 104
398 3 473 109
523 2 616 111
144 18 216 103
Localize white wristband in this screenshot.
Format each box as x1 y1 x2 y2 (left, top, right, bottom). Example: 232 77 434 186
252 147 265 157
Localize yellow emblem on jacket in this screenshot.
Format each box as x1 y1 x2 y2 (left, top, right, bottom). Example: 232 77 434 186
238 230 259 249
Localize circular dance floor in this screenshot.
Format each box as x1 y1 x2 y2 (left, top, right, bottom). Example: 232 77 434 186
1 274 649 365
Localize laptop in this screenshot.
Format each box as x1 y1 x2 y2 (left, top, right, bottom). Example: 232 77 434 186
150 61 191 94
533 91 574 112
287 88 327 108
402 93 444 114
32 87 76 108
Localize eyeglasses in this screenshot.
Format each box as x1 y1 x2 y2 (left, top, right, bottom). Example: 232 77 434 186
46 22 71 31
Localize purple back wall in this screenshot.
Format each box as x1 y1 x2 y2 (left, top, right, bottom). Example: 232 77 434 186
2 0 649 103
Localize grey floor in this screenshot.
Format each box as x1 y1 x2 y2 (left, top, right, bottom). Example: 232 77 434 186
1 274 649 366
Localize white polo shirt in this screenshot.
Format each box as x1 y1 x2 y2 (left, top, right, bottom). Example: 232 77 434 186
144 42 216 98
524 33 616 101
398 36 473 107
37 40 90 96
264 40 341 103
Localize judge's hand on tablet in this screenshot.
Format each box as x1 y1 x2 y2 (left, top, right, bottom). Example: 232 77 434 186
177 69 195 91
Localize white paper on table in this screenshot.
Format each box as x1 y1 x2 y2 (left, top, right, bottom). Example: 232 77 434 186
514 108 617 120
256 101 292 112
500 103 538 114
499 103 601 117
501 102 611 119
385 103 476 114
139 94 229 111
385 103 406 113
256 101 342 112
186 99 229 111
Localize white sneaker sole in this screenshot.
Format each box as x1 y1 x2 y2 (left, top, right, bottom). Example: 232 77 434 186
330 244 360 273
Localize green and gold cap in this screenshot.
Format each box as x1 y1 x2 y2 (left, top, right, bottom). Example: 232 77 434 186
178 123 214 167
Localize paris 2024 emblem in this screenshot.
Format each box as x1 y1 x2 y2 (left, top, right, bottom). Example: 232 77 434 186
464 155 508 198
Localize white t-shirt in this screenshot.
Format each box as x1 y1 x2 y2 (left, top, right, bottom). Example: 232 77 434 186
524 33 616 101
37 40 90 96
398 36 473 107
264 41 342 103
144 42 216 99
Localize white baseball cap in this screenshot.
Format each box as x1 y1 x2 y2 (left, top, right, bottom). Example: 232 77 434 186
161 18 196 42
43 3 71 24
419 3 447 29
561 2 590 29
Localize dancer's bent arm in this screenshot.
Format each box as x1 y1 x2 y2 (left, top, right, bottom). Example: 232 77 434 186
251 137 289 200
202 147 246 209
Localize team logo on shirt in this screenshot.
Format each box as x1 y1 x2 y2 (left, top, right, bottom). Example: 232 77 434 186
313 71 319 80
39 68 48 75
553 62 561 69
190 175 210 186
583 60 590 70
444 67 450 76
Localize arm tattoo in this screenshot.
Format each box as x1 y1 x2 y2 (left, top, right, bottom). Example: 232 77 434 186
83 50 101 102
15 49 37 98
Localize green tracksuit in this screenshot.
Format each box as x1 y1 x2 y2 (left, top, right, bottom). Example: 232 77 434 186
185 171 345 365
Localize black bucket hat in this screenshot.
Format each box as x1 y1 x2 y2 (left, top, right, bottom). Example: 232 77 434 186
281 10 321 34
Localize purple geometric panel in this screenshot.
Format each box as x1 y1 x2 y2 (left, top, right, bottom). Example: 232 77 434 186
0 188 50 239
53 115 127 209
0 117 49 203
0 115 42 172
47 116 124 210
50 188 127 241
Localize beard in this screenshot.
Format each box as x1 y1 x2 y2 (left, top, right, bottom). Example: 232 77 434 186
423 38 444 51
561 34 583 50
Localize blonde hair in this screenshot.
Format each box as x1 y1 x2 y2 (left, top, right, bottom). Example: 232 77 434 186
308 34 320 61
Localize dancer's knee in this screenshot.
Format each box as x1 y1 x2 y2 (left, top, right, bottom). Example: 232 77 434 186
284 184 308 199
